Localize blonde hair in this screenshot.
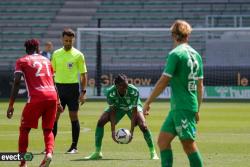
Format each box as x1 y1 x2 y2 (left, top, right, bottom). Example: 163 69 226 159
170 20 192 42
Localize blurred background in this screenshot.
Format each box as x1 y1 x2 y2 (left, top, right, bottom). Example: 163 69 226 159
0 0 250 100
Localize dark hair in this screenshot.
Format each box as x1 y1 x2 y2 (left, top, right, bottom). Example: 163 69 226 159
24 39 39 54
114 74 128 85
62 28 75 37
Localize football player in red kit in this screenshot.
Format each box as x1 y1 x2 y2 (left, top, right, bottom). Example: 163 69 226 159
6 39 62 167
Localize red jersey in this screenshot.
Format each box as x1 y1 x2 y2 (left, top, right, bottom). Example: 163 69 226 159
15 54 57 103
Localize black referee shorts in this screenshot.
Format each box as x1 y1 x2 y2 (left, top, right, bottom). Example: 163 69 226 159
56 83 80 112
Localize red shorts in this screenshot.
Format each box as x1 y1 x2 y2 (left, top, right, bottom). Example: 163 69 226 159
20 100 57 129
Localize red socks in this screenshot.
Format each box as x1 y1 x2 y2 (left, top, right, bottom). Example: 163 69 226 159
18 127 54 154
18 127 31 153
43 129 54 154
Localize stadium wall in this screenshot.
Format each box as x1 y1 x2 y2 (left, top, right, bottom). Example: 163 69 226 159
1 66 250 99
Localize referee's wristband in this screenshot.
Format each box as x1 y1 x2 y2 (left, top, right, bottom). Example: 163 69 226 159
81 89 86 94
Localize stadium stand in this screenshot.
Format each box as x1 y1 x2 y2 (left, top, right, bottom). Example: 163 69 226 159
83 0 250 65
0 0 65 69
1 0 250 68
42 0 101 49
1 0 250 98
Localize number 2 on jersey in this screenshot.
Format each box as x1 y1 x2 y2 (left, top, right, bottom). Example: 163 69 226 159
187 51 199 91
33 61 51 77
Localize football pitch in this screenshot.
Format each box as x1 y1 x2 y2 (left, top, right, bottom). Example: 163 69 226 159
0 101 250 167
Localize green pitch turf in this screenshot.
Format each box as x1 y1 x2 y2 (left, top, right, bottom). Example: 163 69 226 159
1 101 250 167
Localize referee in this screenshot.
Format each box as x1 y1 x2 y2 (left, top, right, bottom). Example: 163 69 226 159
51 28 87 154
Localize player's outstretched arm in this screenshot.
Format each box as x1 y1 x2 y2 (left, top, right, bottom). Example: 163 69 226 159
7 72 22 119
79 73 87 105
128 107 137 143
130 108 137 136
143 75 170 115
54 86 64 113
197 79 203 112
110 107 118 143
196 79 204 123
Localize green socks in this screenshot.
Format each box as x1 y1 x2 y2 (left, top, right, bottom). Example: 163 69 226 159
160 149 203 167
143 130 155 151
160 149 173 167
95 127 104 152
188 151 203 167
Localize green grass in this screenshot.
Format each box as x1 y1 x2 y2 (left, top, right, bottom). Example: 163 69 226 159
1 101 250 167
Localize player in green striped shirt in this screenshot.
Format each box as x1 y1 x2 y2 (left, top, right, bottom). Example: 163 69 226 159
143 20 204 167
84 74 159 160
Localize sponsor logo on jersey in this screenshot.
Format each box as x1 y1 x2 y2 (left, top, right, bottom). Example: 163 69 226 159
67 62 73 69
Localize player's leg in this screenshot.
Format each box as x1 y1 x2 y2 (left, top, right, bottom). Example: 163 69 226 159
39 100 57 167
19 102 41 166
176 110 203 167
132 108 159 160
40 103 63 155
19 126 31 167
41 94 65 154
53 83 66 140
158 132 175 167
95 111 111 153
95 109 125 151
67 111 79 153
181 140 203 167
40 129 53 167
42 100 57 154
84 109 125 160
159 110 177 167
52 110 62 139
66 84 80 153
84 111 110 160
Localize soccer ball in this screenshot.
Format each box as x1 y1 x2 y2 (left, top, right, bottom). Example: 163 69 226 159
115 128 131 144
